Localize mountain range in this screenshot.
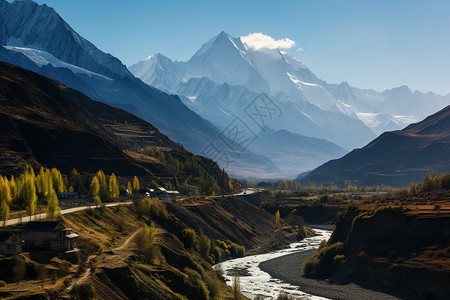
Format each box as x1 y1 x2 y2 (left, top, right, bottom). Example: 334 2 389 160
299 104 450 187
130 31 450 154
1 0 449 179
0 0 281 178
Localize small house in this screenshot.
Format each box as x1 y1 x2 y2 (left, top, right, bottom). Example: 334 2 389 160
0 233 24 255
16 221 78 252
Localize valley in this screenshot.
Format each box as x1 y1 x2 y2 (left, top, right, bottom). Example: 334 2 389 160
0 0 449 299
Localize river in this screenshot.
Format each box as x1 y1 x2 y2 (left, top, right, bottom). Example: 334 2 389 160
213 229 332 300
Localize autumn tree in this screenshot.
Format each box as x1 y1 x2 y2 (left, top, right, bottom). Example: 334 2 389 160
90 176 101 206
0 176 12 204
133 176 140 192
8 176 17 203
51 168 66 193
47 189 60 221
127 181 132 198
108 173 119 199
15 167 38 218
275 210 281 227
95 170 110 202
90 177 100 197
0 200 9 227
36 167 53 201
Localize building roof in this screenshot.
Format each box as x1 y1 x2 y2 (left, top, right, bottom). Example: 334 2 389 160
23 221 64 231
0 233 23 243
0 233 13 243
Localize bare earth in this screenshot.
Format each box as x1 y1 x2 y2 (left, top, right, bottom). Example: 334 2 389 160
259 249 410 300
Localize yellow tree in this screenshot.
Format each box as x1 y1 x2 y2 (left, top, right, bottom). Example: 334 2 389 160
133 176 140 192
108 173 119 199
8 175 17 203
127 181 133 198
0 176 12 204
275 210 281 227
90 176 102 207
96 170 109 202
90 177 100 197
19 173 37 219
0 200 9 227
47 189 61 221
51 168 66 193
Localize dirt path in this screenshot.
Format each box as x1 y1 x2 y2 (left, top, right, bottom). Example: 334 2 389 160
114 229 140 251
66 254 97 291
66 228 140 292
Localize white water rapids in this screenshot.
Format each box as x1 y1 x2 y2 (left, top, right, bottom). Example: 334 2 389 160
213 229 332 300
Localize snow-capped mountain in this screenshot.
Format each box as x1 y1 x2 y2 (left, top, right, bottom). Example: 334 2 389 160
130 31 450 139
186 31 270 93
128 52 185 91
0 0 280 177
175 77 374 150
0 0 130 78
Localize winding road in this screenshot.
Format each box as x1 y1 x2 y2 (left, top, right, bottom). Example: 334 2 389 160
5 201 133 227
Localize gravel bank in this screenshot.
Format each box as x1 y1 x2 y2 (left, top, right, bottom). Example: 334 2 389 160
259 249 406 300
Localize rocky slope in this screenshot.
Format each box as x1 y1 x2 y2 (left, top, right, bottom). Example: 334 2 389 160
0 0 277 177
0 61 231 192
311 205 450 300
299 105 450 187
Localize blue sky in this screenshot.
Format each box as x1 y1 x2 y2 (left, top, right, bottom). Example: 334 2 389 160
34 0 450 94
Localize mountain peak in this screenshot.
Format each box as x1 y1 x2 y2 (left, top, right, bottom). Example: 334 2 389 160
1 0 132 78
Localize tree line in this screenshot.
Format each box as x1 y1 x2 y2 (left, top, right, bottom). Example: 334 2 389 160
0 165 142 227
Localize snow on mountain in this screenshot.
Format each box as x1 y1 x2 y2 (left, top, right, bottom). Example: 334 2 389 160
5 46 112 81
185 31 270 93
128 52 184 92
175 77 375 151
0 1 280 177
0 0 131 78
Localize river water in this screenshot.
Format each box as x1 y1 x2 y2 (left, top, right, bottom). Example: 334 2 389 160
213 229 332 300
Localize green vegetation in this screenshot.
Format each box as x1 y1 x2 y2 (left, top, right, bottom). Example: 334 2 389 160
181 228 197 248
303 241 345 277
138 147 233 195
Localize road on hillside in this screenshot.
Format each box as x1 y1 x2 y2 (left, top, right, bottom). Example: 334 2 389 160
5 201 133 227
6 188 260 227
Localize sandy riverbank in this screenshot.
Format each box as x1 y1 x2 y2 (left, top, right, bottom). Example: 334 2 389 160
259 249 409 300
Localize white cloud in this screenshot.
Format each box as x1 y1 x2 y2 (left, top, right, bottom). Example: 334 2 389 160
241 33 296 51
296 48 303 52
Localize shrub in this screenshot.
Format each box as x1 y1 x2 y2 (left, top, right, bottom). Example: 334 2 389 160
181 228 197 248
198 231 211 260
302 256 319 276
10 255 26 282
0 280 5 287
302 242 344 277
228 243 245 258
333 254 346 265
212 246 222 263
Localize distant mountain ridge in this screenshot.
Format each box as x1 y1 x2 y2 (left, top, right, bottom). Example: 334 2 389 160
130 31 450 138
0 0 278 177
298 105 450 187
